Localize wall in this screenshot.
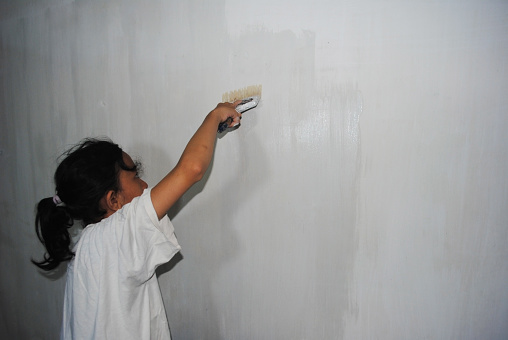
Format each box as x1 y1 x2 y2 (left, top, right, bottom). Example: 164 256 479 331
1 0 507 339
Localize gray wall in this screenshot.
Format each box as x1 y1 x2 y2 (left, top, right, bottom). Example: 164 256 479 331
1 1 507 339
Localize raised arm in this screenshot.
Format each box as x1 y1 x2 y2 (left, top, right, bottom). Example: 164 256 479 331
150 101 242 220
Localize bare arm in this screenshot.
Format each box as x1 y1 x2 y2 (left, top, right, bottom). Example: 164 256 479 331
150 101 242 220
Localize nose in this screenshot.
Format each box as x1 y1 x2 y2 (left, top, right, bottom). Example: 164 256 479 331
141 179 148 189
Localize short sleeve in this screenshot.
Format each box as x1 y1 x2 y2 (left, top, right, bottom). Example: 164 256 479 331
111 188 181 285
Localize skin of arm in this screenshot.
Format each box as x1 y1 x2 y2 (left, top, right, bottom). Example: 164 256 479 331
150 101 242 220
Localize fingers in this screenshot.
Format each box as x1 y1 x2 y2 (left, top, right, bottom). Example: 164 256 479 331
212 102 242 128
222 101 242 118
227 109 241 127
229 114 242 127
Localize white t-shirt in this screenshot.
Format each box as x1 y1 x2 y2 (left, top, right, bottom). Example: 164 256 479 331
61 188 181 340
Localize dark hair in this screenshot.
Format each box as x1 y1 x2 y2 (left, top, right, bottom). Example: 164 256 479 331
32 138 137 271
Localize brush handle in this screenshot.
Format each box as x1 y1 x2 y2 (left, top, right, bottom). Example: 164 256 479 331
218 118 233 133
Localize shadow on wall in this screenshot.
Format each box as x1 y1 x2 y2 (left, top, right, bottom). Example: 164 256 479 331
154 129 246 277
162 127 269 338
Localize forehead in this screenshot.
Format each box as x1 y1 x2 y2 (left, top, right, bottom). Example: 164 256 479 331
122 152 135 167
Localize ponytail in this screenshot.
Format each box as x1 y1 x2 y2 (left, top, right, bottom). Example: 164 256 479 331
32 197 74 271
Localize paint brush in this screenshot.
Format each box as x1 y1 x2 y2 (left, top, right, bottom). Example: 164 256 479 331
218 85 262 133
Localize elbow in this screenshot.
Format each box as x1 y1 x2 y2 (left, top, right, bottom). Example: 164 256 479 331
180 160 206 184
189 162 206 182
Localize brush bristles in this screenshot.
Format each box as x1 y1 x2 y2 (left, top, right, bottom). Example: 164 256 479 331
222 85 262 102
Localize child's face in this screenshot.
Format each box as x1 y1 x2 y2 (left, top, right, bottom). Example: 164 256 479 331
117 152 148 206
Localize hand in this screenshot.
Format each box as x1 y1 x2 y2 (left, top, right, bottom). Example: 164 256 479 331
211 100 243 128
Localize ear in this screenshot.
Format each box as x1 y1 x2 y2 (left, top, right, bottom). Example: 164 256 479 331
104 190 123 213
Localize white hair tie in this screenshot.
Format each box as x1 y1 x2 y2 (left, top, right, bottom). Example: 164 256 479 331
53 194 63 206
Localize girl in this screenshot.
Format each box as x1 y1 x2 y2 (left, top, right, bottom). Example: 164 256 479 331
33 101 242 339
